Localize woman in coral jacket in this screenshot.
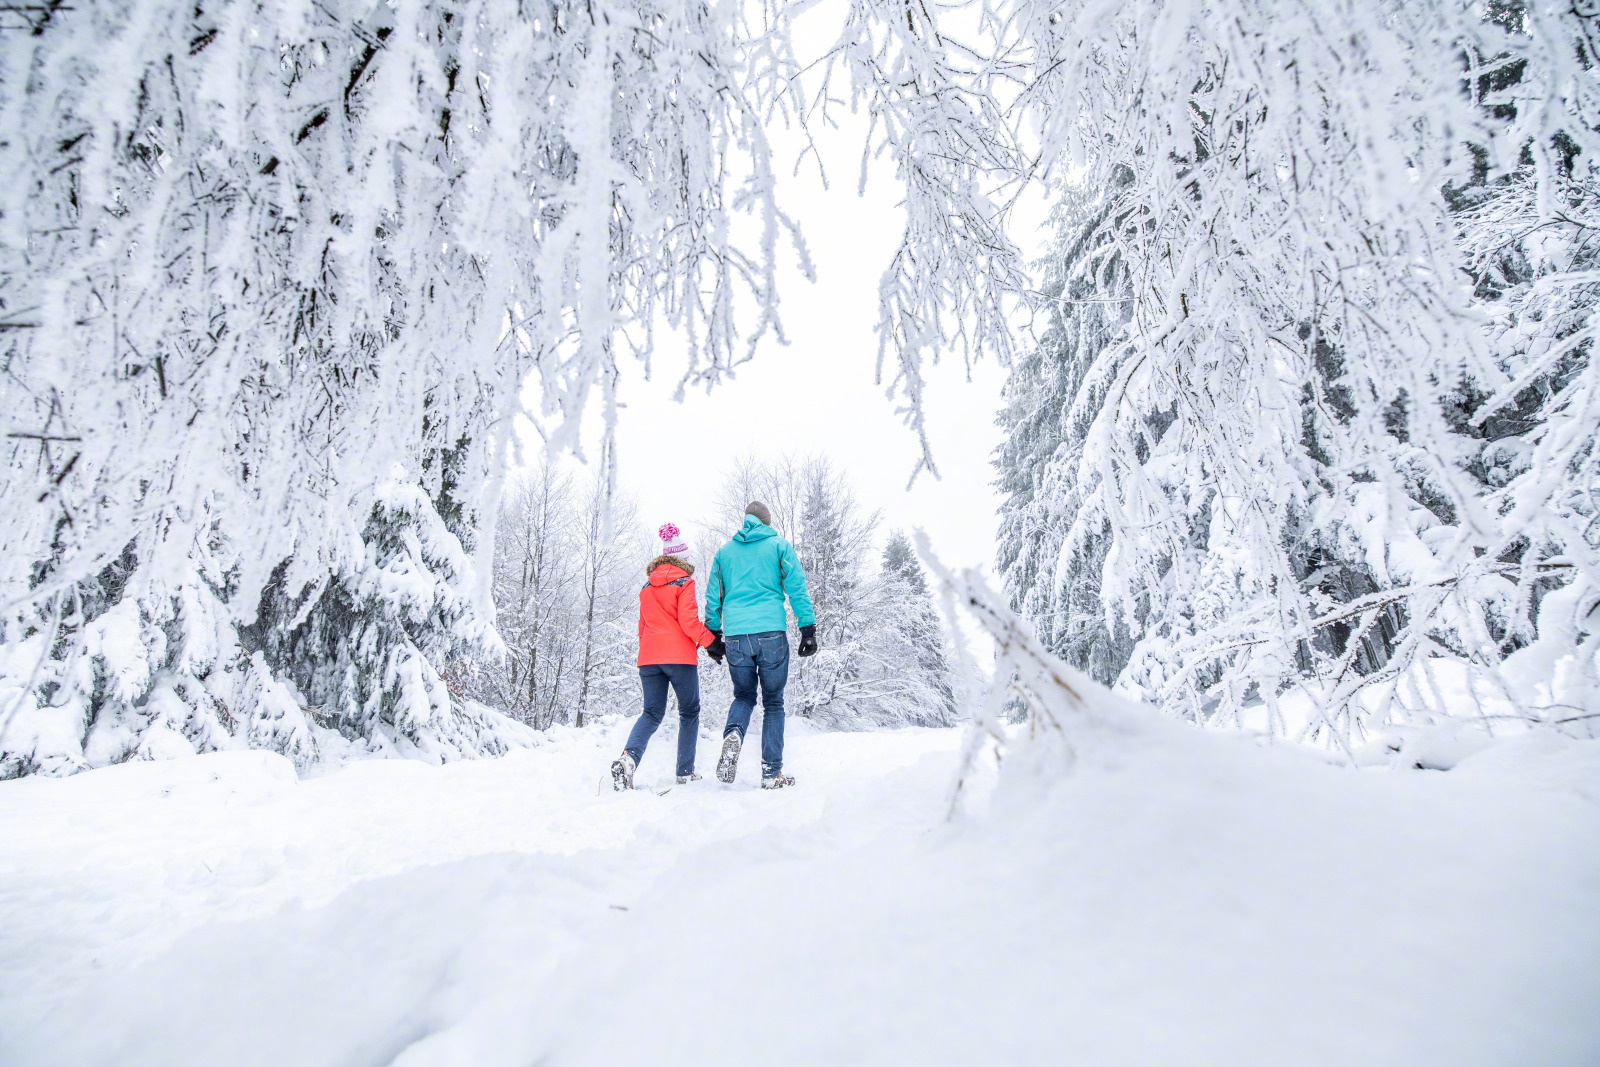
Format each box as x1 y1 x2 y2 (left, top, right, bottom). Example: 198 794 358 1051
611 523 722 790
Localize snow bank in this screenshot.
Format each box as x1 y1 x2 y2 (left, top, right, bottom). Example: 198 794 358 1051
1 711 1595 1066
521 725 1600 1067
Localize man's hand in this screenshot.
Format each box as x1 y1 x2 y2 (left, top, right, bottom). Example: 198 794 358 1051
797 624 818 657
707 631 725 664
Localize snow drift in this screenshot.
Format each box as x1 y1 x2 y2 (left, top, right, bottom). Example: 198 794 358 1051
1 700 1595 1065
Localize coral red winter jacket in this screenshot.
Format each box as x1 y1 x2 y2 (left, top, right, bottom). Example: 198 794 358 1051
638 557 716 666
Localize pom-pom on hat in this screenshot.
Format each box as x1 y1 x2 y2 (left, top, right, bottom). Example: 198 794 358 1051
658 522 688 556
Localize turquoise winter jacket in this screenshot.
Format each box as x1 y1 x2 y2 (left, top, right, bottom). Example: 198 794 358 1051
704 515 816 636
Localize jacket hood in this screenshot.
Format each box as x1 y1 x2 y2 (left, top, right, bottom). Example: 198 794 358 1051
646 555 694 582
733 514 778 543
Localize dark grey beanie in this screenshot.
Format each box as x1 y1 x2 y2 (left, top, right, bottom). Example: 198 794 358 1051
744 501 772 526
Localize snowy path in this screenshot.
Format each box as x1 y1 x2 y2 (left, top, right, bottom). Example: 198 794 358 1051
2 718 1598 1066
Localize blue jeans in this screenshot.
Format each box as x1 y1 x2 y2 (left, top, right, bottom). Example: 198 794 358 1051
723 631 789 777
625 664 700 777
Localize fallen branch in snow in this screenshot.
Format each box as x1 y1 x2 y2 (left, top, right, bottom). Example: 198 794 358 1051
915 530 1136 816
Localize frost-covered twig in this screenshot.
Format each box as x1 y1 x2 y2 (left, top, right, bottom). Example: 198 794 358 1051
917 530 1130 814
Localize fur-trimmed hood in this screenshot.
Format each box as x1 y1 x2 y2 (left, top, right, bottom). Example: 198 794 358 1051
646 554 694 577
638 555 714 665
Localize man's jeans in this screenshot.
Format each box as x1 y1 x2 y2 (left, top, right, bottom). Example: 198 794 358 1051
625 663 700 777
723 631 789 777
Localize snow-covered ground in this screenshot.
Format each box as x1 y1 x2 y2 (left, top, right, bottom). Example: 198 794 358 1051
2 713 1598 1066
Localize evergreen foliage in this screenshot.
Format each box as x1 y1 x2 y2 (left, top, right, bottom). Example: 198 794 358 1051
7 0 1600 771
993 0 1600 744
0 0 804 773
997 186 1136 689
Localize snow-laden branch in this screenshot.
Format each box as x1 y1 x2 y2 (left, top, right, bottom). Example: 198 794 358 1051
993 0 1600 743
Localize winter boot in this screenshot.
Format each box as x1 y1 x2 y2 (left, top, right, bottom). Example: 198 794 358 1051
611 752 637 791
761 773 796 789
676 772 703 785
715 732 742 784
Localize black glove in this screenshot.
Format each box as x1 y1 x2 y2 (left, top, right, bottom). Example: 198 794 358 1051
797 624 818 657
707 632 725 664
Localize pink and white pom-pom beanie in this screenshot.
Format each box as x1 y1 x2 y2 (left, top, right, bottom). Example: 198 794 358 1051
658 522 688 557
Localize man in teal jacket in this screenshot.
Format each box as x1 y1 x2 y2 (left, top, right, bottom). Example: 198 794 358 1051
704 501 817 788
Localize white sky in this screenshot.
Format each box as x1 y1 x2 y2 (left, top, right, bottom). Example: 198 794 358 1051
513 120 1020 577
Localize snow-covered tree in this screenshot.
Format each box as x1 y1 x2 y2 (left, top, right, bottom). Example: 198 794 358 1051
11 0 1600 776
469 461 643 729
989 0 1600 745
1433 1 1600 732
473 462 579 727
864 530 959 726
996 183 1136 689
0 0 809 774
248 452 511 763
570 479 645 727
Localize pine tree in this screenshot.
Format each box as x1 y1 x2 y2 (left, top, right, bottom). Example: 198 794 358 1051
987 0 1600 743
880 531 927 595
237 430 521 763
996 182 1136 689
871 531 958 725
791 463 878 717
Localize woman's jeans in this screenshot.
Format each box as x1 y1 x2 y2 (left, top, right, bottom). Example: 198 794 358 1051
625 663 701 777
723 631 790 777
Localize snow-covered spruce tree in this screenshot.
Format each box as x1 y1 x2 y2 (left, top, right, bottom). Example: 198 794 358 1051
0 0 808 775
789 461 880 725
1444 1 1600 731
1007 0 1502 743
243 430 514 761
996 180 1137 689
979 0 1600 745
867 530 958 726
